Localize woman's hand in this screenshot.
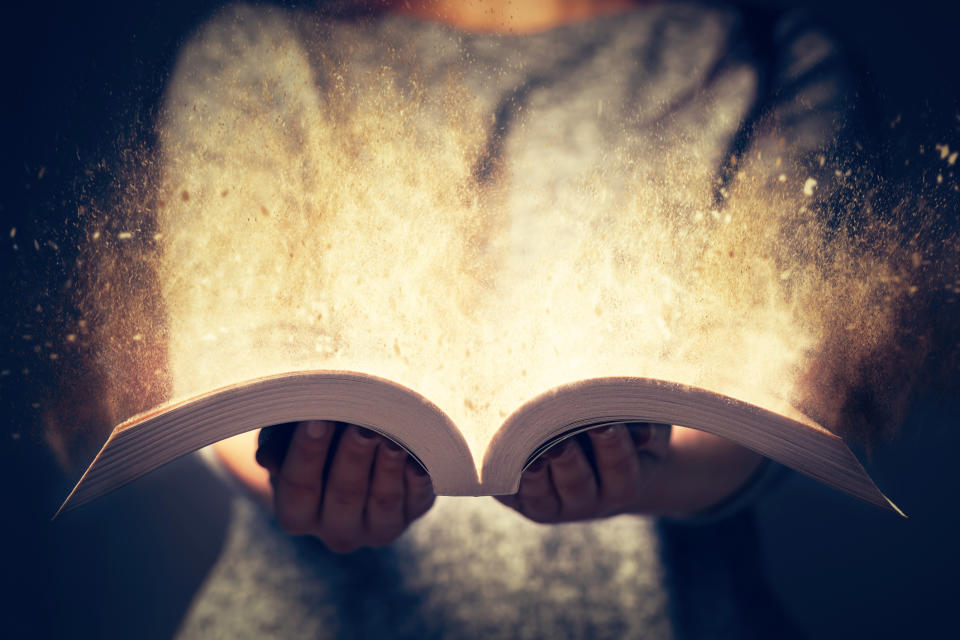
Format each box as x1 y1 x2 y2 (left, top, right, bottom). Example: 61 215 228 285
495 422 670 522
495 423 764 522
255 421 435 553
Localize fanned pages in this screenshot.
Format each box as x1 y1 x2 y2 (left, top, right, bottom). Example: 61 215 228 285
57 372 901 517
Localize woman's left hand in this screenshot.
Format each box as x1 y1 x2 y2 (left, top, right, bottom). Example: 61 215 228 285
495 423 671 522
495 422 764 522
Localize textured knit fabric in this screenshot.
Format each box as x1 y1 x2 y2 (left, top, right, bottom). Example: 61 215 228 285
163 2 854 638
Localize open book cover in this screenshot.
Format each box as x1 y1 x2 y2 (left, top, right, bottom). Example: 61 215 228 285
57 371 901 517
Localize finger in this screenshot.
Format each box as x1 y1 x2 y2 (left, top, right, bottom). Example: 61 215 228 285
255 423 297 475
274 420 336 535
403 459 435 523
364 438 409 545
255 446 280 476
319 425 380 552
629 423 672 487
630 422 672 459
588 424 643 512
545 439 598 520
516 457 560 522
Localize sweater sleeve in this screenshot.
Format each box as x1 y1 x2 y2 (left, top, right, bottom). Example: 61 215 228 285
155 4 337 397
720 9 862 203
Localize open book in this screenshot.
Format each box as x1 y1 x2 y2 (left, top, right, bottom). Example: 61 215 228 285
57 371 901 517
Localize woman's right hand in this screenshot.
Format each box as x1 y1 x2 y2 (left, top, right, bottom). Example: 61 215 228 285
255 421 435 553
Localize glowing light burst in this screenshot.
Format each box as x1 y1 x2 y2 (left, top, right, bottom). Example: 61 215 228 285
81 16 926 465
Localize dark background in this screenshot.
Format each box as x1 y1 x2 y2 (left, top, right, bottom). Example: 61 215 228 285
2 1 958 638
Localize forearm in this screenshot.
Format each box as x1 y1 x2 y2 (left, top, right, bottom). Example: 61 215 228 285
631 426 765 518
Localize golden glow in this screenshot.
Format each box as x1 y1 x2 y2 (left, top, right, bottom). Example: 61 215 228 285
79 13 928 467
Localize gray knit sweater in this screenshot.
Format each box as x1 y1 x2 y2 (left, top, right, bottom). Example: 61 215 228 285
165 3 853 638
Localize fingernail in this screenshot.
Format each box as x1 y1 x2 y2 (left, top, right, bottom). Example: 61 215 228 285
592 424 620 437
383 438 406 455
305 421 328 439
